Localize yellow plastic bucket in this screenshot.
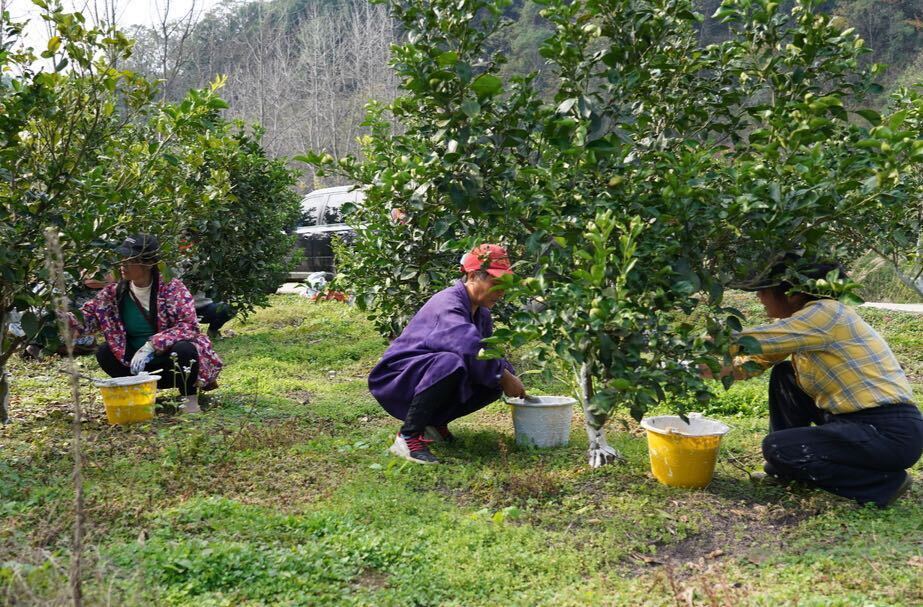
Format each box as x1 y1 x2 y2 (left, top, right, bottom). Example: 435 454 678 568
96 375 160 425
640 414 730 488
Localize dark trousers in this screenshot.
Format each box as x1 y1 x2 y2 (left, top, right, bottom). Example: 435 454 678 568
763 361 923 507
400 371 501 436
196 302 235 333
96 341 199 396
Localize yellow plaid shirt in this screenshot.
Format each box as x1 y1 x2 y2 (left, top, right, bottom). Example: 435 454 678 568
734 299 915 414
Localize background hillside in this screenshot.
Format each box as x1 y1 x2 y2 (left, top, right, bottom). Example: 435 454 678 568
122 0 923 180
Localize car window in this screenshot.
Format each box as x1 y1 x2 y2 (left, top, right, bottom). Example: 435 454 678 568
321 190 362 225
298 195 325 227
322 202 344 224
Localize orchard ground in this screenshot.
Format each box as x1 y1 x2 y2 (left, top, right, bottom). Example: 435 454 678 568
1 294 921 606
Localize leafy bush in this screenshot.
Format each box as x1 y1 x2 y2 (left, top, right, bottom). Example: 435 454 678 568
0 6 218 420
669 379 770 419
304 0 920 427
168 123 302 314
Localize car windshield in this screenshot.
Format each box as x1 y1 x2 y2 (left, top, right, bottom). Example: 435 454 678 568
298 197 322 227
323 190 359 224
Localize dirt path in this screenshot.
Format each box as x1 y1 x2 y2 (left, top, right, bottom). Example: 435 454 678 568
861 302 923 313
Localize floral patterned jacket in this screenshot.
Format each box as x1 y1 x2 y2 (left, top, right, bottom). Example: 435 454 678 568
73 277 222 385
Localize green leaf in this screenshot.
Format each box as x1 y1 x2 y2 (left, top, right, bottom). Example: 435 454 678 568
471 74 502 98
721 374 735 390
20 311 41 340
556 98 577 114
854 109 881 126
737 336 762 355
722 307 745 319
436 51 458 66
460 99 481 118
726 315 742 332
708 282 724 305
611 378 632 390
839 292 864 306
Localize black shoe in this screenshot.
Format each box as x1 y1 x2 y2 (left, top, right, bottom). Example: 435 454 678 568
389 433 438 464
751 462 788 486
881 475 912 508
22 344 43 360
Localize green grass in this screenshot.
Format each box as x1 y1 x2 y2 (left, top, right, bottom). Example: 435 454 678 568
1 295 922 606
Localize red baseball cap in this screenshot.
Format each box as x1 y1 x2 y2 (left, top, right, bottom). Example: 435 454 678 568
460 244 513 277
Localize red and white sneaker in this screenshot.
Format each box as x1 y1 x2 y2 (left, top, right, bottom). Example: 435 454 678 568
389 433 438 464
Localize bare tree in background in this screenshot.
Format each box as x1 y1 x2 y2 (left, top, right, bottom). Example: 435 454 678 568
153 0 201 100
89 0 118 29
124 0 398 183
216 0 398 170
0 0 7 49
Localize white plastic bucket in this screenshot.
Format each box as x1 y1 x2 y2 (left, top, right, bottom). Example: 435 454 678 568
506 396 576 448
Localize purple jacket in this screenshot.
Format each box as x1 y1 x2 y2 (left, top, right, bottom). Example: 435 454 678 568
368 281 513 419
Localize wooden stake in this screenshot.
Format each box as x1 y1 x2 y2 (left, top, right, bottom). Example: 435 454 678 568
44 228 84 607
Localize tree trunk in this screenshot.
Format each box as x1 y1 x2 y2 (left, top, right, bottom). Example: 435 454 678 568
0 368 9 425
1 309 15 424
880 255 923 301
577 362 623 468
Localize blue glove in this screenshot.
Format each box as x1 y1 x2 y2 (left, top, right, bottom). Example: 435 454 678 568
130 342 156 375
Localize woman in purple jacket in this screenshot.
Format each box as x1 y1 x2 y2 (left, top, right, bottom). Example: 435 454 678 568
369 244 527 464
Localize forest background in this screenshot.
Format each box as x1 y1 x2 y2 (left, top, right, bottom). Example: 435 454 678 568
107 0 923 187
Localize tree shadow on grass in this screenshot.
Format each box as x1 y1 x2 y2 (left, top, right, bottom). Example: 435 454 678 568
706 472 842 510
438 427 512 463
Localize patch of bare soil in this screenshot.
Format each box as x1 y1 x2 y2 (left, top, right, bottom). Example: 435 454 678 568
627 490 825 577
225 416 325 451
649 561 757 607
287 390 312 405
270 317 305 329
8 394 108 425
352 569 390 591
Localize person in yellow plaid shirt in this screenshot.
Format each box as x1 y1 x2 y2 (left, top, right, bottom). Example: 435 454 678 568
710 261 922 508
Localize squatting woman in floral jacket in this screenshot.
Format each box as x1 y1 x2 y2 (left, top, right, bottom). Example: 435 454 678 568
72 234 222 413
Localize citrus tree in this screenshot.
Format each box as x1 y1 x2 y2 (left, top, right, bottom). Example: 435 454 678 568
838 86 923 300
0 3 300 422
142 115 303 316
0 4 209 422
304 0 920 466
